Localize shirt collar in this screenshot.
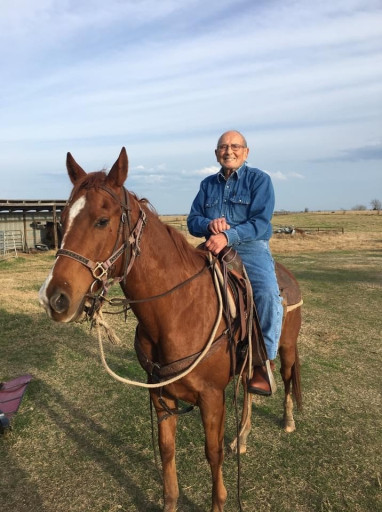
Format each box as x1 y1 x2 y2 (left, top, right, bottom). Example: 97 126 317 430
217 162 246 182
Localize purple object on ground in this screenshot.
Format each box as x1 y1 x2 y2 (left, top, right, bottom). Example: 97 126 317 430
0 374 32 418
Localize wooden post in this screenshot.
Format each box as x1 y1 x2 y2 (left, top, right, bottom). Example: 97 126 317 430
53 205 58 250
22 212 28 252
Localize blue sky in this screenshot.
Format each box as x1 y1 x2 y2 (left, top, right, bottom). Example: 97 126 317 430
1 0 381 213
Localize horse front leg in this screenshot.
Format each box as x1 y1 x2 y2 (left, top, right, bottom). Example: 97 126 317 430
200 391 227 512
151 393 179 512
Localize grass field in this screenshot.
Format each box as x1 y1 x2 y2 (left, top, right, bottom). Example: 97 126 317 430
1 211 381 511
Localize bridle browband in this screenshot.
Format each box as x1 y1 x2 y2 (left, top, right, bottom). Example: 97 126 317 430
56 184 147 304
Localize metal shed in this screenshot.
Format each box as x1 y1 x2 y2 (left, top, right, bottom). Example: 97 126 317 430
0 200 66 257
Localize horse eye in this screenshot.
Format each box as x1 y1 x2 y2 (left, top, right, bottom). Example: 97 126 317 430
96 217 109 228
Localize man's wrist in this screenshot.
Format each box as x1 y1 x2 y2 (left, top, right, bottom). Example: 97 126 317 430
223 228 239 246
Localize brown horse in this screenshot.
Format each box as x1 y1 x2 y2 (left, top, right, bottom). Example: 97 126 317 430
39 148 302 512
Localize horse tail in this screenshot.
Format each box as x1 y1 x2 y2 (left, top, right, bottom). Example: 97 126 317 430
292 344 303 411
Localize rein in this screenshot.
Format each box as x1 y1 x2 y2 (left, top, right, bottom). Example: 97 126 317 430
101 262 211 312
94 255 225 389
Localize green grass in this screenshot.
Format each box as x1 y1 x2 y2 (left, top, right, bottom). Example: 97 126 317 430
1 245 381 511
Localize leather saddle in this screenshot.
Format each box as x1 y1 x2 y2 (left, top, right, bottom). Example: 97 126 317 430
216 246 302 311
134 246 303 381
210 246 303 367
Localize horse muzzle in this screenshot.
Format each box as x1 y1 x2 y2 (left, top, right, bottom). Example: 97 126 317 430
39 278 87 323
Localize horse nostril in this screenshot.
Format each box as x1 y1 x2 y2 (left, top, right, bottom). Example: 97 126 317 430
50 290 70 314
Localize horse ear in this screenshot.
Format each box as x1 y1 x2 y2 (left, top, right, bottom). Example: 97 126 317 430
66 152 87 185
106 147 128 188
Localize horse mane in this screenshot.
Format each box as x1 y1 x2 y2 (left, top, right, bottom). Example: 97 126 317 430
132 193 158 215
163 220 205 268
134 194 204 268
73 171 108 192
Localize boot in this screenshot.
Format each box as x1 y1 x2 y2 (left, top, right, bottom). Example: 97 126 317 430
248 360 276 396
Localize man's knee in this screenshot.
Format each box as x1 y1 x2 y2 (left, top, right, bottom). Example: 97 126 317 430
253 289 280 308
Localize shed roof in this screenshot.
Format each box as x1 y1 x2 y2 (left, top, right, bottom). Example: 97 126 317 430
0 200 67 213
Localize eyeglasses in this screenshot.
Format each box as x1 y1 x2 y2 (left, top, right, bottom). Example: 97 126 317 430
217 144 246 152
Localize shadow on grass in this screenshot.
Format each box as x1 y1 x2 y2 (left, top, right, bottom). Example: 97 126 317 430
295 266 379 285
1 308 208 511
0 446 47 511
34 382 210 511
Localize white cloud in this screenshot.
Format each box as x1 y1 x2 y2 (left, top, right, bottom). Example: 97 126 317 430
141 174 165 184
0 0 381 212
186 166 220 177
288 172 305 179
266 171 288 181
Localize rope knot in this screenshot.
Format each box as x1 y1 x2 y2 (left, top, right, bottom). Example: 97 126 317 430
93 311 122 346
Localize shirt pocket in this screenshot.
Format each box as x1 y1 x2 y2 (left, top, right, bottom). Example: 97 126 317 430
205 196 219 216
229 195 251 223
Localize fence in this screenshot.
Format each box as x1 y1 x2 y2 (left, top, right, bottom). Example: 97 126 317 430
162 218 188 232
0 230 24 259
295 226 345 234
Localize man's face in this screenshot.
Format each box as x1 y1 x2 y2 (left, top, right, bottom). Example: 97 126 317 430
215 132 249 174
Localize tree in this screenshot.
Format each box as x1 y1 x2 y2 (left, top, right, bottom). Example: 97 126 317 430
370 198 381 211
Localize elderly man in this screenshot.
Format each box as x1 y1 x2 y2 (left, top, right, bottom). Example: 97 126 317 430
187 130 283 395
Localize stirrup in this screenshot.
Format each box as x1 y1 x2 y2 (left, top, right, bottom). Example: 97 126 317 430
265 360 277 395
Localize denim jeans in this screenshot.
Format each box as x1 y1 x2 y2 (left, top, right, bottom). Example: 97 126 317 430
235 240 283 360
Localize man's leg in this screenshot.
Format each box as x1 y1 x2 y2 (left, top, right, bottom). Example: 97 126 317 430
237 240 283 394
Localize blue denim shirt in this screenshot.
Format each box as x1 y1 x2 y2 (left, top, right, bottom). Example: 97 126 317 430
187 164 274 246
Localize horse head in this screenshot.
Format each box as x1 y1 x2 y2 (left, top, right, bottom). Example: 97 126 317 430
39 148 131 322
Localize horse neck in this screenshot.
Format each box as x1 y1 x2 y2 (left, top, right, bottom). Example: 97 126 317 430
125 205 203 292
119 203 210 338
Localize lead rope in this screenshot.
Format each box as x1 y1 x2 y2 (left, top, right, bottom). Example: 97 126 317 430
93 257 223 389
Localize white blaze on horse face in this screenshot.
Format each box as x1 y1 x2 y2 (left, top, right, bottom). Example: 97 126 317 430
61 195 86 248
39 195 86 317
38 265 55 316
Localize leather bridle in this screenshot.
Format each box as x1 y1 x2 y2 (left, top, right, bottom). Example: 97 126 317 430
56 185 147 307
56 183 214 322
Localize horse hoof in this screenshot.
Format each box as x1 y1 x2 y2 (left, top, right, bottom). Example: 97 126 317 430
228 439 238 454
228 438 247 454
284 420 296 433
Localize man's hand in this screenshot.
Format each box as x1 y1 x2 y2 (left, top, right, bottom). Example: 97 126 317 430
208 217 230 234
205 233 228 255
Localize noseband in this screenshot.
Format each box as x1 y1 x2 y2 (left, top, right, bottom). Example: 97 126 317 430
56 185 147 304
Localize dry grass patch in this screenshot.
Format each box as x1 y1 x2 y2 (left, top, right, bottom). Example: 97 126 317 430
162 210 382 254
1 215 381 511
271 231 382 253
